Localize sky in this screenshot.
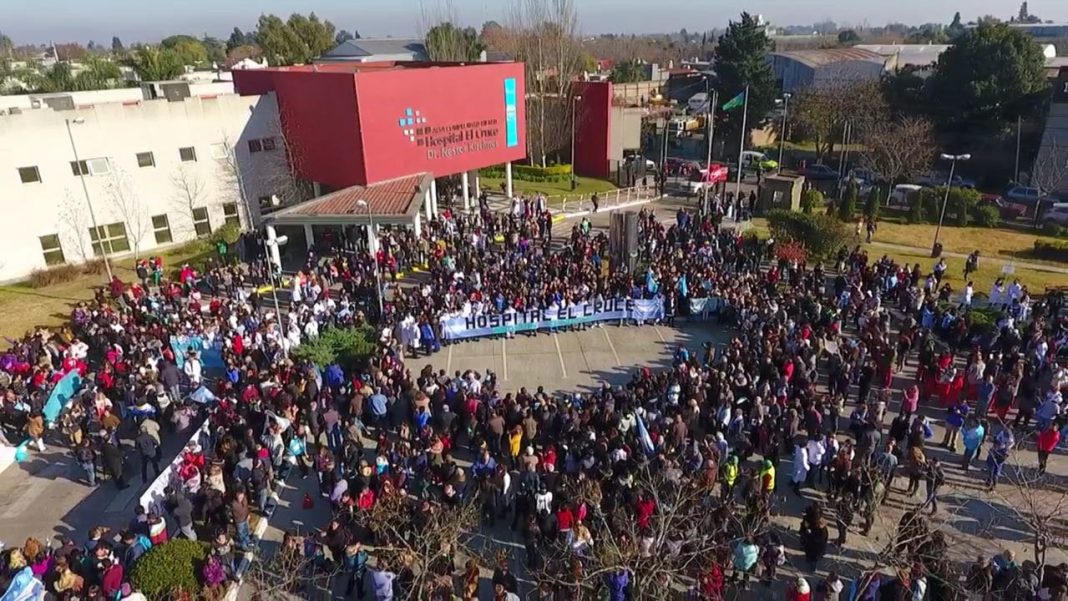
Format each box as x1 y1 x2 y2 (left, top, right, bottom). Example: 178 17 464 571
6 0 1068 45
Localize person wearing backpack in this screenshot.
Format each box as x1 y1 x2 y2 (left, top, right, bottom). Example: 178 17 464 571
119 530 151 571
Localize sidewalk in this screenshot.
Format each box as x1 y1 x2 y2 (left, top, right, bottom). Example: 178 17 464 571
868 240 1068 275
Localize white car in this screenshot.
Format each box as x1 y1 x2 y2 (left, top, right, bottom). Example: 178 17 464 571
889 184 922 206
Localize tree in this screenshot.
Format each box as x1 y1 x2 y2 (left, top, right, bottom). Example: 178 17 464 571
766 210 850 261
838 180 859 221
287 13 336 60
111 36 124 52
1030 139 1068 227
227 27 255 51
161 35 208 66
58 190 94 262
790 81 888 164
609 60 644 83
946 12 965 38
334 30 355 46
712 13 777 148
926 21 1048 131
801 188 823 214
858 116 934 204
53 43 88 62
0 32 12 58
837 29 860 45
171 166 207 238
201 36 227 64
864 186 880 221
106 167 150 258
25 58 124 93
256 14 311 66
127 46 184 81
425 22 485 62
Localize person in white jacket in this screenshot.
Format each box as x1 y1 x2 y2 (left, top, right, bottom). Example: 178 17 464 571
182 351 202 387
791 438 810 496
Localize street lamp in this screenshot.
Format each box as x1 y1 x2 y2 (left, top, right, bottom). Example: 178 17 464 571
932 153 972 257
64 117 113 280
775 93 792 173
355 199 385 319
570 94 582 191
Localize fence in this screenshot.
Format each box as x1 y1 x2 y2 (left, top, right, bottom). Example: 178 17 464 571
552 185 661 214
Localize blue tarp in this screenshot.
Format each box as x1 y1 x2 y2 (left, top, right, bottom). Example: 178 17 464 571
170 335 224 370
42 370 82 425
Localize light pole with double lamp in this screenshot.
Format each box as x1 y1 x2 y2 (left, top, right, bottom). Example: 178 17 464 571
775 93 792 173
570 94 583 190
64 117 114 280
355 199 385 319
932 153 971 257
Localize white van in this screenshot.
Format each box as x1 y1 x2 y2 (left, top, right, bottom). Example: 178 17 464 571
889 184 922 206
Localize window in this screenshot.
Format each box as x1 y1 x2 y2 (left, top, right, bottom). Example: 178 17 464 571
223 202 240 226
88 222 130 256
136 152 155 168
210 143 229 160
71 158 110 176
179 147 197 162
39 234 65 266
262 137 276 151
192 207 211 236
18 166 41 184
151 214 172 244
247 139 263 153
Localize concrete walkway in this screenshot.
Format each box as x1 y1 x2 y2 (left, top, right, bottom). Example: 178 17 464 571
868 240 1068 275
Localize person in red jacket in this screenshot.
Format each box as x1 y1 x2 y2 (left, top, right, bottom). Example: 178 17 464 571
635 493 656 529
786 576 811 601
1036 423 1061 474
100 557 124 598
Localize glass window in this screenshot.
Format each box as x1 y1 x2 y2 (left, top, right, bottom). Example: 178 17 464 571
262 137 276 151
210 143 228 160
71 160 89 176
88 222 130 256
179 147 197 162
151 214 172 244
192 207 211 236
247 139 262 153
136 152 155 168
222 202 240 226
39 234 65 266
18 166 41 183
71 158 110 176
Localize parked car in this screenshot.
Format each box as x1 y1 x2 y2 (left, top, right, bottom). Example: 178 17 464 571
914 172 976 188
1044 205 1068 226
979 193 1025 220
802 164 840 181
889 184 922 206
1005 184 1041 205
740 150 778 172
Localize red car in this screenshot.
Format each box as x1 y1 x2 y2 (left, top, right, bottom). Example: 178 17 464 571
980 193 1025 220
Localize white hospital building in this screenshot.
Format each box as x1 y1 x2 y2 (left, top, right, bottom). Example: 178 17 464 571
0 81 283 281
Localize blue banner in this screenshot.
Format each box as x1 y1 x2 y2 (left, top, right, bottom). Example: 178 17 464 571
43 370 82 425
170 335 224 370
504 77 518 148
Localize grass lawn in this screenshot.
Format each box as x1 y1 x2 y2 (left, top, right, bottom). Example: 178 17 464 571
0 244 207 345
479 175 617 201
747 217 1068 295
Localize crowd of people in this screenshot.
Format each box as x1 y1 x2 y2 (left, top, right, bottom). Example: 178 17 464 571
0 188 1067 600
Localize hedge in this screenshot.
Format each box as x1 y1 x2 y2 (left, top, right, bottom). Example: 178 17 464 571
766 209 850 261
482 164 573 183
1034 239 1068 261
130 539 206 599
291 325 377 369
906 187 982 227
970 204 1000 228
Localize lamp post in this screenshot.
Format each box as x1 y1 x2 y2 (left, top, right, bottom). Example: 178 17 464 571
932 153 971 256
64 117 113 280
355 199 385 319
570 94 582 191
776 93 792 173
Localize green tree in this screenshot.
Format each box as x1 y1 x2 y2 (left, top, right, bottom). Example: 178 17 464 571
801 188 823 214
201 36 227 64
946 12 965 39
425 22 484 62
0 32 12 57
335 30 355 46
838 180 859 221
609 60 644 83
766 210 850 261
864 187 880 221
712 12 777 148
127 46 184 81
837 29 860 45
256 14 310 65
111 36 124 52
161 35 208 66
288 13 336 59
227 27 254 51
926 21 1048 130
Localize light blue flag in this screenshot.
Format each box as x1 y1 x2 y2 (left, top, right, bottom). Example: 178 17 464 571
645 269 659 294
635 413 655 456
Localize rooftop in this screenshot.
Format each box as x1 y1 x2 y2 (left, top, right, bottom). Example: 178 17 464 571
772 48 885 69
271 173 431 222
319 38 428 61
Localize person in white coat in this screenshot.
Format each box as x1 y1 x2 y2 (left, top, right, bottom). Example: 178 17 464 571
183 351 202 388
791 438 810 496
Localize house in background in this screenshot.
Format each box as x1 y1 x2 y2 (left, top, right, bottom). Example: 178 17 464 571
768 48 886 92
315 38 429 64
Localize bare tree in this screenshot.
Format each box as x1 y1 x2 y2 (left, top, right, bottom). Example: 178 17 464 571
858 116 934 203
106 166 151 257
1030 138 1068 226
790 81 888 164
217 135 252 230
171 165 207 238
58 189 94 262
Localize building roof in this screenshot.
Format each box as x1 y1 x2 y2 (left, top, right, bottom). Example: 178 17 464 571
772 48 885 69
321 38 428 60
273 173 430 222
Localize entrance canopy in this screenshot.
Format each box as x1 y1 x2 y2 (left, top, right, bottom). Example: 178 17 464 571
268 172 431 228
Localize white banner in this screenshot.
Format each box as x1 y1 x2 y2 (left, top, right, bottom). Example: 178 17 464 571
441 298 664 340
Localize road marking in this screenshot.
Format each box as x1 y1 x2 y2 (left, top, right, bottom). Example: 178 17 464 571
553 333 568 378
502 336 509 381
653 325 667 343
1 462 66 519
446 343 453 374
603 327 621 366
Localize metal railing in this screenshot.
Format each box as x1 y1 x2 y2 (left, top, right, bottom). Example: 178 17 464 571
553 185 660 214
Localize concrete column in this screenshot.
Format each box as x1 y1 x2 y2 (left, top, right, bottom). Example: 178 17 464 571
413 212 422 238
461 171 471 212
430 178 439 215
303 223 314 250
505 163 513 198
424 188 433 220
366 223 379 254
472 170 481 198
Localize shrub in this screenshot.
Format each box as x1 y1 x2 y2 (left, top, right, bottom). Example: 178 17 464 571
838 181 858 221
907 190 925 223
130 539 206 599
27 264 81 288
1041 222 1066 238
766 209 850 262
82 258 106 275
863 186 881 221
970 204 1000 228
949 187 980 227
800 189 823 214
291 325 378 369
482 164 573 182
967 307 1002 338
1034 239 1068 261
